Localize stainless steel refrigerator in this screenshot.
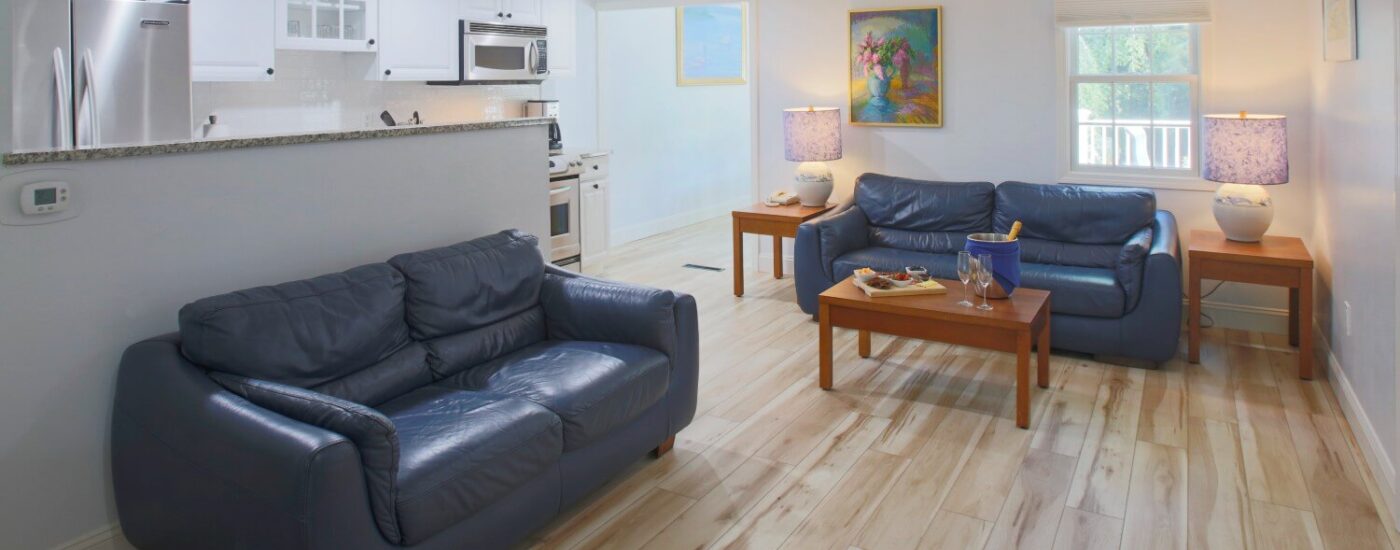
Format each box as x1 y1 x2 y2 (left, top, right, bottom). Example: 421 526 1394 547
11 0 193 152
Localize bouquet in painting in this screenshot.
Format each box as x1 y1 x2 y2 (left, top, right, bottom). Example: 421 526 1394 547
856 32 914 82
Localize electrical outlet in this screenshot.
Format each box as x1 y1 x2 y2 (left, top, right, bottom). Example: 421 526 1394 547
1344 301 1353 337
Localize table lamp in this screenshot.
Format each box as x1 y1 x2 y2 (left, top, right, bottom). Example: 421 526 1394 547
783 107 843 207
1202 112 1289 242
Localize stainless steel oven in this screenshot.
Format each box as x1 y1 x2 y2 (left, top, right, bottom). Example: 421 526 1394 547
549 175 581 270
460 20 549 82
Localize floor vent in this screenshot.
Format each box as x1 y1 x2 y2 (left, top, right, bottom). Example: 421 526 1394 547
683 264 724 272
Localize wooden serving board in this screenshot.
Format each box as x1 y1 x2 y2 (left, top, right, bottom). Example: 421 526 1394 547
853 278 949 298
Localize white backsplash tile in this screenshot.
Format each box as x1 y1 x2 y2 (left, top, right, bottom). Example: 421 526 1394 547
192 51 542 139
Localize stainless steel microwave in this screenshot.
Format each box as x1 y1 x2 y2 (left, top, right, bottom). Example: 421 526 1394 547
458 20 549 83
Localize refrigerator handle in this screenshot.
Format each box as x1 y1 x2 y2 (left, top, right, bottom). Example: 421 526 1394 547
52 48 73 150
76 49 101 148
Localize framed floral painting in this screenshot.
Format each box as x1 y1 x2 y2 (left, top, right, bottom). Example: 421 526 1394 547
849 7 943 127
1323 0 1357 61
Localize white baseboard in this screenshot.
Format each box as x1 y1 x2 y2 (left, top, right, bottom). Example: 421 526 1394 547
611 200 748 248
56 523 124 550
1316 330 1400 529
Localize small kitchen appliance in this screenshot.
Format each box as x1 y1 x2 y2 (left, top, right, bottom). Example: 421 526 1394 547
526 100 563 152
432 20 550 84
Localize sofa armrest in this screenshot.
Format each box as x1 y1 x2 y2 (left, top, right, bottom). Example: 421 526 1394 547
1116 226 1154 310
1119 211 1183 362
112 334 370 547
541 266 699 433
795 204 868 314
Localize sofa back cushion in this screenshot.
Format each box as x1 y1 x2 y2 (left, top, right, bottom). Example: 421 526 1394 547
179 263 416 391
994 182 1156 245
868 226 975 255
855 174 995 233
388 230 545 341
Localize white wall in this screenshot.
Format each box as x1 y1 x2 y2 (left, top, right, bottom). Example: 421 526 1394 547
754 0 1316 328
544 0 601 150
598 5 753 245
1309 0 1400 503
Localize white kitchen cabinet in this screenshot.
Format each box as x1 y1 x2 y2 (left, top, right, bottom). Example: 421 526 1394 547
581 154 610 258
277 0 379 52
192 0 277 81
375 0 459 81
460 0 542 25
543 0 576 75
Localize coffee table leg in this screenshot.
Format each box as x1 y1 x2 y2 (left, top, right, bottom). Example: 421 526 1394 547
732 218 744 297
1037 321 1050 389
820 304 833 390
858 330 871 358
1017 331 1031 429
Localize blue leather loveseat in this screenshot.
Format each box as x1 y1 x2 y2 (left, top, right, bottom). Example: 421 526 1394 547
111 230 698 549
795 174 1181 363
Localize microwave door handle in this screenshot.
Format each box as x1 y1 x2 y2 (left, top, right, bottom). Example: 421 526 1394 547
528 41 539 73
52 48 73 149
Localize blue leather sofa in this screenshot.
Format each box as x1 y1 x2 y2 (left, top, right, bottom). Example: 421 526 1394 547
111 230 698 549
795 174 1182 363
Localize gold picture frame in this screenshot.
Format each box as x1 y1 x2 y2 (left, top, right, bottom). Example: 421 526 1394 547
849 6 944 128
676 3 749 86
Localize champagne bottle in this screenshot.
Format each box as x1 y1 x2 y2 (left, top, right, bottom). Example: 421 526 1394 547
1007 221 1024 241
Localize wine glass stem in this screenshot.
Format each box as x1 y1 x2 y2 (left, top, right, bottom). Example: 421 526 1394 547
982 290 989 309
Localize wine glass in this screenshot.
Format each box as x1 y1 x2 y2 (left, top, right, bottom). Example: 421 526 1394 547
956 251 974 307
976 253 995 311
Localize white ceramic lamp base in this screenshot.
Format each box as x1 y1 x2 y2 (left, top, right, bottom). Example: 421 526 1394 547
795 162 834 207
1213 183 1275 242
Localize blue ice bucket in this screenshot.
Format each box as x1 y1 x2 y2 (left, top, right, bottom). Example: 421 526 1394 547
966 233 1022 299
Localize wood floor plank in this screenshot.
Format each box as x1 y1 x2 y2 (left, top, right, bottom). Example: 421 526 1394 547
1187 418 1253 550
781 450 911 550
1138 363 1187 449
1234 382 1311 510
1121 440 1187 550
915 511 994 550
1250 499 1325 550
942 415 1037 521
1051 508 1122 550
571 488 696 550
1032 360 1106 457
640 457 790 550
856 408 990 550
1188 329 1237 423
985 449 1079 550
1285 411 1393 550
1065 367 1145 519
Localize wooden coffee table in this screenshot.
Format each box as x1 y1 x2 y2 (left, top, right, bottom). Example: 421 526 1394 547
818 277 1052 429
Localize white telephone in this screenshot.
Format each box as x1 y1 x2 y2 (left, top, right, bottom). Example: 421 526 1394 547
765 191 800 207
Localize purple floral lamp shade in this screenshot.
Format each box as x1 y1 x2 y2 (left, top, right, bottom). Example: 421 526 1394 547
1202 115 1289 185
783 108 843 162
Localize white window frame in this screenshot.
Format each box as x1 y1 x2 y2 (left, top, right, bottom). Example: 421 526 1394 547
1059 24 1215 192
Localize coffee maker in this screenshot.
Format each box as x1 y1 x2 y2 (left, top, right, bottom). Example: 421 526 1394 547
525 100 563 152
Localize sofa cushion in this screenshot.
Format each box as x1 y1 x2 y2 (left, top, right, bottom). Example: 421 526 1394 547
833 247 960 281
1018 238 1121 269
312 342 434 407
994 182 1156 244
388 230 545 340
868 226 974 256
440 341 670 451
424 306 548 379
379 386 563 546
179 263 414 389
1020 263 1126 318
855 174 995 233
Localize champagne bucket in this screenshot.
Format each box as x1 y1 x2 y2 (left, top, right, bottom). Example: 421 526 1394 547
966 233 1022 299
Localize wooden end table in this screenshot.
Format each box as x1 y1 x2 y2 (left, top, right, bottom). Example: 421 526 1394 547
732 203 835 297
1188 230 1315 379
819 278 1052 429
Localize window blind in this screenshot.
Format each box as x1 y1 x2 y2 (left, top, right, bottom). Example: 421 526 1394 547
1055 0 1212 26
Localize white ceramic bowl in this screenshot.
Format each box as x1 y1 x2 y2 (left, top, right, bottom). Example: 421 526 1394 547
854 269 879 283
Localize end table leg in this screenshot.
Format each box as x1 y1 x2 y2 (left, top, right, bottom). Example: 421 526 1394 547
820 304 834 390
1300 272 1314 380
773 235 784 279
1289 287 1301 347
858 330 872 358
1189 270 1202 363
1038 322 1051 389
1017 331 1031 429
732 217 744 297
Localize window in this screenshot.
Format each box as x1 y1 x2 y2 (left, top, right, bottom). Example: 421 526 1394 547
1069 24 1199 175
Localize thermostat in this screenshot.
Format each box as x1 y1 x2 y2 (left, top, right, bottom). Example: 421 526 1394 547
21 181 70 215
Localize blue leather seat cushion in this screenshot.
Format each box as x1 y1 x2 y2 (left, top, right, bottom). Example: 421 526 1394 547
378 386 563 545
833 247 959 281
388 230 546 340
994 182 1156 244
1019 263 1125 318
1018 238 1122 270
868 226 974 255
439 341 670 451
855 174 995 233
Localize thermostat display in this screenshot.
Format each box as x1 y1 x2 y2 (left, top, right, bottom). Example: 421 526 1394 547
21 181 70 215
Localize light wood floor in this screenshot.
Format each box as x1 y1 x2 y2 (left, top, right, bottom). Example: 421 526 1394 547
527 217 1400 550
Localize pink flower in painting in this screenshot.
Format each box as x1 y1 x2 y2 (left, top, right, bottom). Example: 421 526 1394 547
873 64 887 80
892 49 911 70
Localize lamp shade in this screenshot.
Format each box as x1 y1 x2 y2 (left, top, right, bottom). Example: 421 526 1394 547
783 107 843 162
1202 114 1289 185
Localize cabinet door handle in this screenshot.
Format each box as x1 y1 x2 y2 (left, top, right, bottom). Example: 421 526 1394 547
497 12 504 17
384 69 393 76
368 39 376 46
593 184 600 190
266 67 275 75
593 165 600 170
507 12 513 18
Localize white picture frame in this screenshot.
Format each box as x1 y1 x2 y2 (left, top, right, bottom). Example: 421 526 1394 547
1323 0 1357 62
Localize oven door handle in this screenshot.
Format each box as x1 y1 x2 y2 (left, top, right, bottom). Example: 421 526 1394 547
549 186 574 196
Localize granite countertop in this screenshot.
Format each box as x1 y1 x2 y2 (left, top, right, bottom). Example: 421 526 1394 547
2 117 555 166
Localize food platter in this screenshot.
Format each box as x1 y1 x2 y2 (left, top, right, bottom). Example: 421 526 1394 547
851 269 949 298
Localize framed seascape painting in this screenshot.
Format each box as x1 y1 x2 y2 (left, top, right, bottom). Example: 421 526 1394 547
677 4 748 86
850 6 943 127
1323 0 1357 61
